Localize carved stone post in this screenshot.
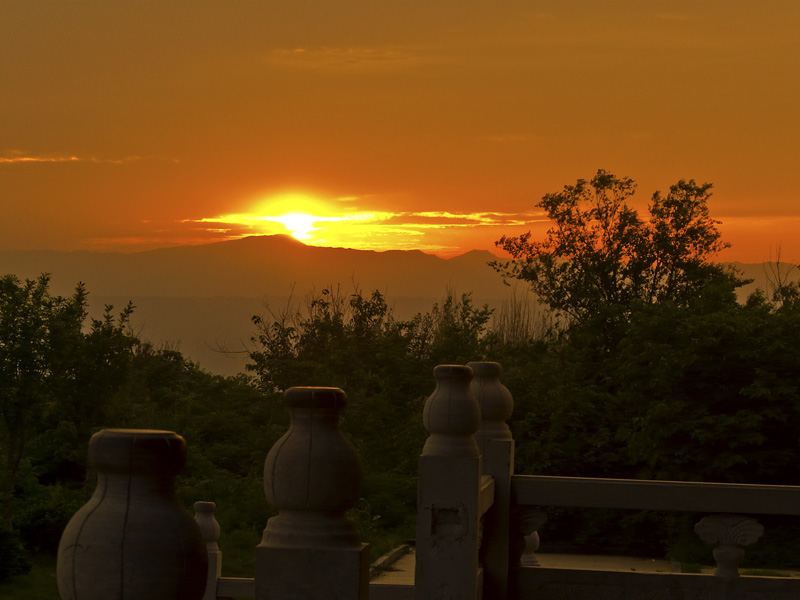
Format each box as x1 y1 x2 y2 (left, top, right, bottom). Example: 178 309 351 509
695 514 764 578
255 387 369 600
194 502 221 600
510 508 548 567
415 365 482 600
57 429 207 600
468 361 515 598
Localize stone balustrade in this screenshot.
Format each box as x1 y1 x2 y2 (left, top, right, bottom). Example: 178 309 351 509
510 474 800 597
56 364 800 600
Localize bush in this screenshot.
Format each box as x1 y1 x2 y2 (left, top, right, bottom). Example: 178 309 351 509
0 526 32 581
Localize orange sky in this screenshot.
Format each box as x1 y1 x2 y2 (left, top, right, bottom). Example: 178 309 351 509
2 2 798 262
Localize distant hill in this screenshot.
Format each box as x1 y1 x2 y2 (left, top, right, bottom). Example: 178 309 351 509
0 236 514 374
1 237 795 375
0 235 508 299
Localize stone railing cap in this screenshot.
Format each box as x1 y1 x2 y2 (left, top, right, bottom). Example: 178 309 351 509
89 429 186 474
433 364 474 380
283 386 347 409
466 361 502 376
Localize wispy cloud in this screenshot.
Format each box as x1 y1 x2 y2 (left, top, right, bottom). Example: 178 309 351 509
179 207 543 255
655 13 691 22
264 45 445 72
478 133 543 144
0 151 177 165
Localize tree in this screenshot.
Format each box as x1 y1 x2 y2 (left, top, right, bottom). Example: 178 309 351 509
493 170 743 326
247 286 493 536
0 274 136 529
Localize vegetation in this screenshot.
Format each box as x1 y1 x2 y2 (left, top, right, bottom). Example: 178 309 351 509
490 170 800 560
2 169 800 591
492 169 743 325
248 286 493 536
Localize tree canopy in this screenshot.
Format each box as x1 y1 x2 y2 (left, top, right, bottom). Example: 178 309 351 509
493 169 743 324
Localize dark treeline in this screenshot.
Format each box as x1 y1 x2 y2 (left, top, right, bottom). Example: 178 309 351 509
2 170 800 581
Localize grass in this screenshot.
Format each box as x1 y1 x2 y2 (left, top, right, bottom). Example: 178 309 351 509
0 557 59 600
740 569 792 578
680 562 705 574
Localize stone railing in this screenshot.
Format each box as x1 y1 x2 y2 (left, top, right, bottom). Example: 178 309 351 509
56 362 800 600
509 474 800 599
57 387 370 600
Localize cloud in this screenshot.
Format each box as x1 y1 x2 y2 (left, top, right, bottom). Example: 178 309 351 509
97 206 545 256
478 133 543 144
0 151 176 165
387 211 542 228
263 45 445 72
655 13 691 22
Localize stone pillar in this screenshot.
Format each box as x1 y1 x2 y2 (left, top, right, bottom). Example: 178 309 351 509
57 429 207 600
468 361 514 599
415 365 483 600
194 501 221 600
255 387 369 600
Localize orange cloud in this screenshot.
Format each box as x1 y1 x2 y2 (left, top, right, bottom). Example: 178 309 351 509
0 152 173 165
264 45 445 72
178 206 544 255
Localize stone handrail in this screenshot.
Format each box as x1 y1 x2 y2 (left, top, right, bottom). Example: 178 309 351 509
60 362 799 599
510 474 800 578
511 475 800 514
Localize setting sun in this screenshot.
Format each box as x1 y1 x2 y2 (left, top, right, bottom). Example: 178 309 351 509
184 189 541 256
271 213 318 240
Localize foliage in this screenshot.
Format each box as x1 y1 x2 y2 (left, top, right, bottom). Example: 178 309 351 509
493 169 743 327
0 525 31 580
0 274 135 532
248 286 493 533
488 170 800 559
4 187 800 583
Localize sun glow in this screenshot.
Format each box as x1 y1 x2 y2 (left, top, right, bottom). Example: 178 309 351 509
271 213 318 240
183 191 542 256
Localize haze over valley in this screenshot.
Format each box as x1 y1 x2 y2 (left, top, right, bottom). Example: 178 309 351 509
1 234 793 375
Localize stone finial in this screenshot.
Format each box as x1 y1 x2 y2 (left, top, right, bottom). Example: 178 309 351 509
261 387 363 549
422 365 481 457
510 508 548 567
194 501 222 600
468 361 513 451
57 429 208 600
695 514 764 578
194 501 220 552
256 388 369 600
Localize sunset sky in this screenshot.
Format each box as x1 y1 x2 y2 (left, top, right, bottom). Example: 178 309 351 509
2 2 798 261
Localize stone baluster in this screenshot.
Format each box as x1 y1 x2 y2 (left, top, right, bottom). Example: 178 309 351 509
255 386 368 600
468 361 515 598
695 514 764 578
57 429 208 600
194 502 221 600
415 364 483 600
510 508 548 567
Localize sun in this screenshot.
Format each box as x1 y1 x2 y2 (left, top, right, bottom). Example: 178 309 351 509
271 212 317 240
249 192 336 241
193 191 426 252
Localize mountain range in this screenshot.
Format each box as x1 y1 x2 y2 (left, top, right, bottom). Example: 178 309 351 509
1 235 795 375
0 235 513 375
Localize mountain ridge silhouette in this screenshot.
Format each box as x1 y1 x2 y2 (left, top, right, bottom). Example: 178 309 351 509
1 236 794 375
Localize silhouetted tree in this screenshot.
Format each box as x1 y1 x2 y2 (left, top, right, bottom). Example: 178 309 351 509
493 169 743 328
